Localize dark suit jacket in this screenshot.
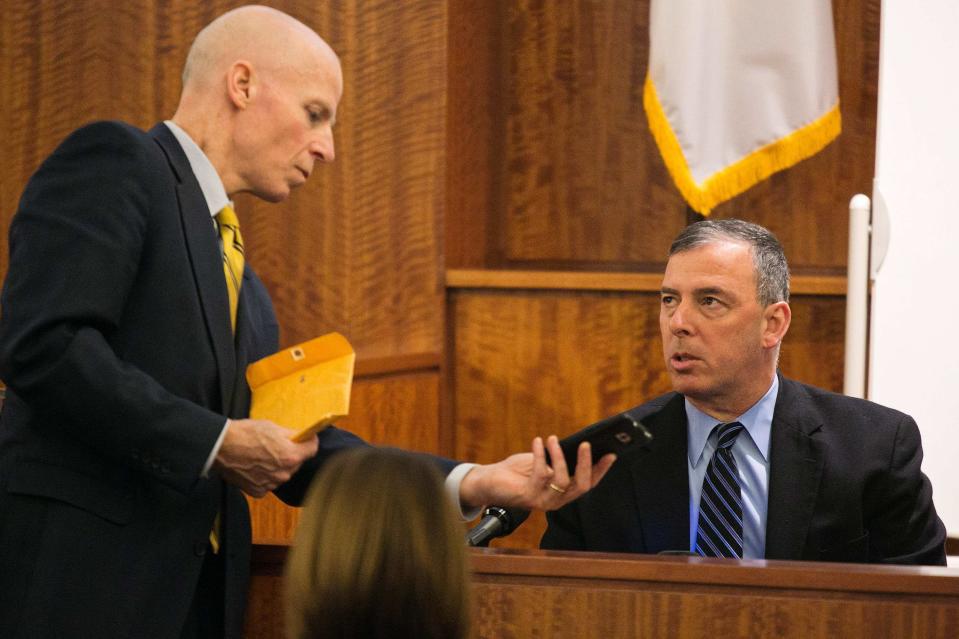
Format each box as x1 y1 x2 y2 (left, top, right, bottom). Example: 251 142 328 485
542 375 946 565
0 121 379 638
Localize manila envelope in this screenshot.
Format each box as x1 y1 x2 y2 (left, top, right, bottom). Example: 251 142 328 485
246 332 355 442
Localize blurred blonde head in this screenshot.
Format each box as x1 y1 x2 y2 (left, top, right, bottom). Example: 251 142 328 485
284 447 470 639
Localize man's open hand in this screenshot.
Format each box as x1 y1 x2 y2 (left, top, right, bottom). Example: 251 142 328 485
458 435 616 510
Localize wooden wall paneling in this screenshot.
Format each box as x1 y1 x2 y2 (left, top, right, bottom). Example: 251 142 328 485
341 369 442 453
497 0 682 269
451 289 669 458
482 0 880 274
245 546 287 639
447 269 847 296
446 0 502 269
247 546 959 639
98 2 226 125
248 367 441 544
237 0 448 359
450 287 846 548
450 288 669 548
472 579 959 639
778 296 847 393
468 550 959 639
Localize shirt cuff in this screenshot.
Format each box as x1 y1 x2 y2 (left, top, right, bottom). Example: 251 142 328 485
201 419 230 478
445 462 483 520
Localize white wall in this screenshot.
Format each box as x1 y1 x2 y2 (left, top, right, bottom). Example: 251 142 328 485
870 0 959 535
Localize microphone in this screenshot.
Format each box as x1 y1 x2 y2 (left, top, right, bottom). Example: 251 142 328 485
465 506 530 547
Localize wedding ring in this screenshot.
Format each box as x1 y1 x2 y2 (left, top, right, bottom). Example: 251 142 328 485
548 482 567 494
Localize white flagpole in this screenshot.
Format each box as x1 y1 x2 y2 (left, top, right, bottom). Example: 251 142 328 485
843 194 871 398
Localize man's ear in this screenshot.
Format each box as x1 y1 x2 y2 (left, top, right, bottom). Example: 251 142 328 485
227 60 255 109
761 301 791 349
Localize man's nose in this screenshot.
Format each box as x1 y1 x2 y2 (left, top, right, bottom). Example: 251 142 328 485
668 302 692 335
311 128 335 163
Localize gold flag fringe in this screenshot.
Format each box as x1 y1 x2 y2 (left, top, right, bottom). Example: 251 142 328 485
643 75 842 216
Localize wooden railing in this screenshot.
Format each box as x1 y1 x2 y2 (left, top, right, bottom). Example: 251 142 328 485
246 545 959 638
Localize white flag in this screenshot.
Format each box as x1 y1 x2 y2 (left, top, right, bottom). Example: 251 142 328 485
644 0 841 215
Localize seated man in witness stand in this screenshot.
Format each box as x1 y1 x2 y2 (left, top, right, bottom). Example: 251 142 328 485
541 219 946 565
285 447 470 639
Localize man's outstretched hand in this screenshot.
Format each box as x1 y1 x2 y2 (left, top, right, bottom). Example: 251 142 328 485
458 435 616 510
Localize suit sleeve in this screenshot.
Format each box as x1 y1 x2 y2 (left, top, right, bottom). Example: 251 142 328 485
541 501 587 550
0 123 225 492
868 414 947 565
273 426 460 506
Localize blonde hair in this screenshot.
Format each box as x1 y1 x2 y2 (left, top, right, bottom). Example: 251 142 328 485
284 448 470 639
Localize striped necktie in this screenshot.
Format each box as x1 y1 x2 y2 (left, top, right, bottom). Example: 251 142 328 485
210 205 243 555
695 421 745 558
216 204 244 332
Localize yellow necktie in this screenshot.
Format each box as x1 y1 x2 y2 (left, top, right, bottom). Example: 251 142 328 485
216 204 244 333
210 205 244 554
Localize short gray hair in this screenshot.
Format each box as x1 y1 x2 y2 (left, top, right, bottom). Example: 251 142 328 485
668 219 790 306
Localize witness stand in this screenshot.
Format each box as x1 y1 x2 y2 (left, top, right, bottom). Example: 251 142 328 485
246 545 959 638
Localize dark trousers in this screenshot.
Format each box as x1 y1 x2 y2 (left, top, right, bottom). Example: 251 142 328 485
179 546 226 639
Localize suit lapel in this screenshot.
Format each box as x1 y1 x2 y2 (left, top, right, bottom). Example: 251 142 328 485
764 375 825 560
230 276 259 417
627 394 691 553
149 124 236 415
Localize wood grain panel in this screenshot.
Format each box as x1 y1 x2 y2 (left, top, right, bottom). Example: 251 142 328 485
472 580 959 638
248 368 441 544
447 268 848 296
451 289 669 548
450 289 845 548
497 0 683 268
245 546 287 639
446 0 501 268
236 0 447 359
482 0 880 274
780 296 847 394
451 290 669 457
247 546 959 639
468 550 959 639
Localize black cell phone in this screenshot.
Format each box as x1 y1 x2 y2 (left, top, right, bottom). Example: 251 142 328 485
547 413 653 470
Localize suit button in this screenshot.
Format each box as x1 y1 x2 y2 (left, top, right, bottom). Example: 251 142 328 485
194 541 207 557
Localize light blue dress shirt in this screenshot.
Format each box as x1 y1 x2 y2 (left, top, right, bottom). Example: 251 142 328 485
687 375 778 558
164 120 230 217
